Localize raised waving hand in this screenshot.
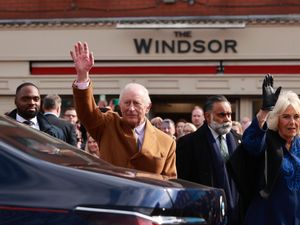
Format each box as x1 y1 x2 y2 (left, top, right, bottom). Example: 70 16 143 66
70 41 94 82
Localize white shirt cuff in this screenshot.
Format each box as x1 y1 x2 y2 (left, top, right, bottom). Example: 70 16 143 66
74 80 90 90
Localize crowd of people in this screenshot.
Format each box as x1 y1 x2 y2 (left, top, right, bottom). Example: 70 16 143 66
7 82 250 158
150 107 250 142
5 41 300 225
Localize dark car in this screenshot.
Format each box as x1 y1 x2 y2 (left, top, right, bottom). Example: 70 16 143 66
0 115 226 225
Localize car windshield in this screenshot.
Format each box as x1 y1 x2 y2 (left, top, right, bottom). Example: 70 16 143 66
0 115 110 167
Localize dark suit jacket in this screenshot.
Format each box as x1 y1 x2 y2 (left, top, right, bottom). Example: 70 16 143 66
176 122 241 185
227 121 285 220
176 122 242 225
8 109 65 141
44 113 77 146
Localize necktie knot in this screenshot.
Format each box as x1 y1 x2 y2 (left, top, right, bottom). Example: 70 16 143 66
23 120 34 126
134 128 140 136
218 135 224 142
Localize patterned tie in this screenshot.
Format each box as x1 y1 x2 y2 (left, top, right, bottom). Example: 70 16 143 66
218 135 229 161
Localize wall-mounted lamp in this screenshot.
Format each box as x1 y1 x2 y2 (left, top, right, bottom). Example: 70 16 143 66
216 61 225 74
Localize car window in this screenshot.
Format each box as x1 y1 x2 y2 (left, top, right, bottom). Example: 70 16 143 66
0 116 110 167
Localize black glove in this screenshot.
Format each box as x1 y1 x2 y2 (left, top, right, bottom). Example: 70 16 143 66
261 74 281 111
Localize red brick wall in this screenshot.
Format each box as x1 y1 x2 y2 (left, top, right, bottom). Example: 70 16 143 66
0 0 299 20
77 0 158 10
0 0 72 11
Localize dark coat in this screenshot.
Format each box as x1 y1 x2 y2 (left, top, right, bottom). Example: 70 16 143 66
226 143 264 220
176 122 242 225
227 126 285 219
8 109 65 141
176 122 241 185
44 113 77 146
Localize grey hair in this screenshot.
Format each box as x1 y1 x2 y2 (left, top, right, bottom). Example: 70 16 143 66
162 118 175 127
203 95 230 113
119 83 151 105
267 91 300 132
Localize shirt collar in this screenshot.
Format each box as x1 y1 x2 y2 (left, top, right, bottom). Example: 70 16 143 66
135 120 146 135
16 113 38 126
208 125 227 141
44 112 58 117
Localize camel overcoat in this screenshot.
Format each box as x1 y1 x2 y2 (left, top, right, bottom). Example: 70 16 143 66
73 84 177 178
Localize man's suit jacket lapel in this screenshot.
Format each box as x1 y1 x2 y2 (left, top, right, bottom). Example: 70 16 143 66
204 124 241 164
204 124 223 160
226 131 242 155
131 119 162 160
226 132 237 155
143 120 163 156
202 123 241 158
120 122 139 157
37 113 48 132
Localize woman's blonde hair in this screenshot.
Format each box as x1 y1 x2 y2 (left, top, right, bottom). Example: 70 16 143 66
85 133 100 158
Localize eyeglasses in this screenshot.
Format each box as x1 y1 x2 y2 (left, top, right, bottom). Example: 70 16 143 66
280 114 300 121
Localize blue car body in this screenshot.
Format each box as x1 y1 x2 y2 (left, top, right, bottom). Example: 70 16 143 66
0 115 226 225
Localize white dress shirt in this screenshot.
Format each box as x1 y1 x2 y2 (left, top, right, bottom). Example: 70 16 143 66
16 114 40 130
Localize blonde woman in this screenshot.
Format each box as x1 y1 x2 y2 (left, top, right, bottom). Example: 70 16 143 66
231 121 243 135
182 122 197 135
85 134 100 158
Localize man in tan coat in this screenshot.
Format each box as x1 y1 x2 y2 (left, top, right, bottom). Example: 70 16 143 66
70 41 177 178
